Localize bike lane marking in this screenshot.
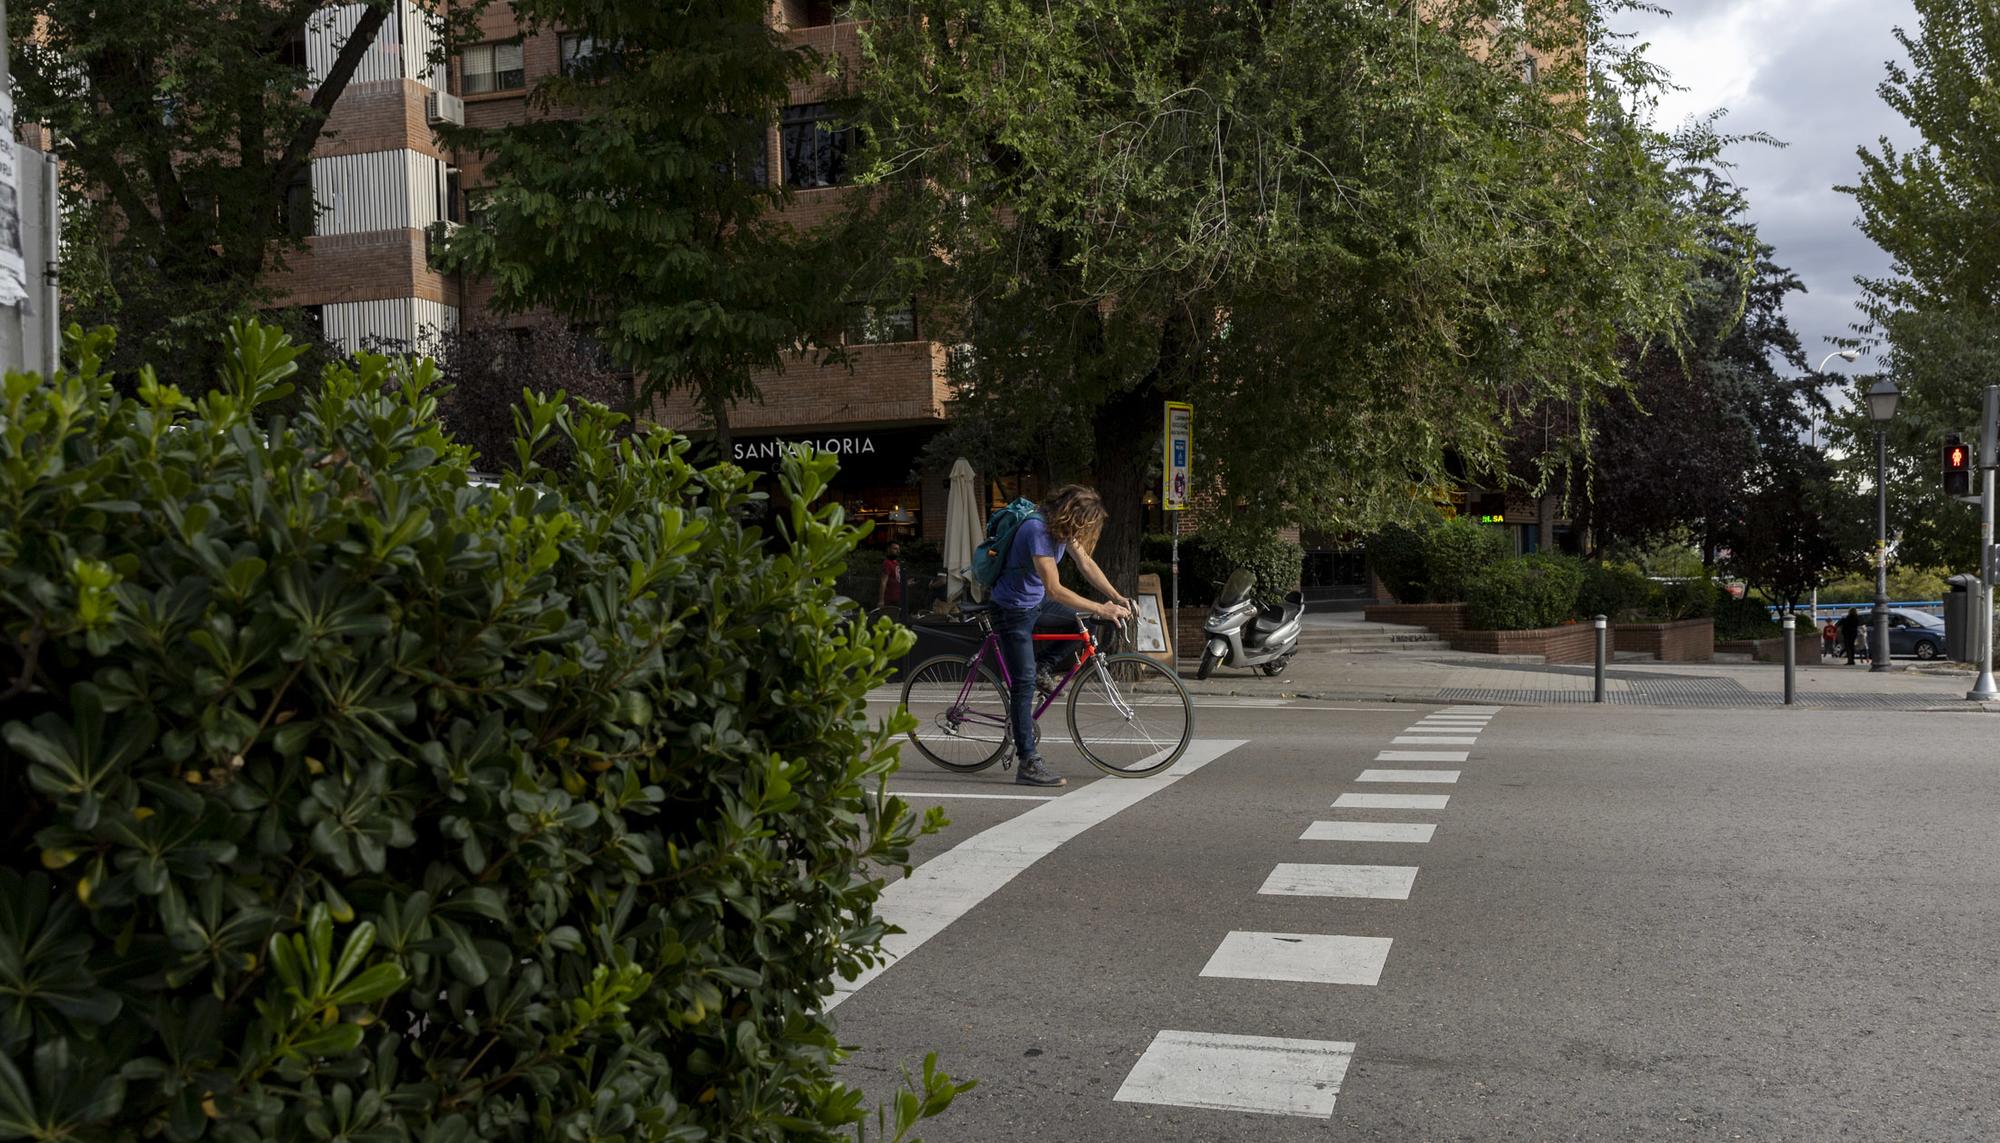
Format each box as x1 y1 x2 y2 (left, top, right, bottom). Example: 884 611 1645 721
826 738 1250 1012
1335 792 1450 810
1376 749 1470 762
1114 1031 1356 1118
1302 821 1436 843
1357 768 1460 784
1199 932 1395 986
1258 863 1419 900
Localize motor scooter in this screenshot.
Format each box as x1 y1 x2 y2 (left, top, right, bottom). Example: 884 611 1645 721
1196 569 1303 679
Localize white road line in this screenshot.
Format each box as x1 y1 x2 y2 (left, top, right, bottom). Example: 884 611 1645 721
1114 1030 1356 1118
1377 750 1469 762
1392 736 1476 745
1441 705 1501 714
888 790 1061 801
826 739 1247 1011
1302 821 1436 843
1356 768 1460 784
1259 863 1418 900
1414 718 1489 726
1200 932 1394 986
1335 792 1451 810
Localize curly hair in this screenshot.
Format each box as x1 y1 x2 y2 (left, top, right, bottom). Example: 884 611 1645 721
1041 484 1107 552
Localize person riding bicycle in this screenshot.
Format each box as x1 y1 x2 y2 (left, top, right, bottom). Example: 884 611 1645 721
989 485 1133 787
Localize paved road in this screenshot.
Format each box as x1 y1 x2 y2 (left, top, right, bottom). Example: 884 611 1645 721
836 697 2000 1140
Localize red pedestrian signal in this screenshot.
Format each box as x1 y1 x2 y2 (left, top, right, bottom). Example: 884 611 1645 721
1943 434 1972 497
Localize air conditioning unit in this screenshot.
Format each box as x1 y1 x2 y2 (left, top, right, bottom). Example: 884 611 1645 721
426 91 464 126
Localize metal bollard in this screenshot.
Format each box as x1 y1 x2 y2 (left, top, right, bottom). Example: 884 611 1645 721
1782 611 1796 705
1593 614 1607 703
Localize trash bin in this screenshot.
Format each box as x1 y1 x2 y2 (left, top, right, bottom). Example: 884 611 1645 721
1945 573 1978 661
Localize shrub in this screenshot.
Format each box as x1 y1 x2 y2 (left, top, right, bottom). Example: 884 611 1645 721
1465 554 1586 631
1207 528 1305 607
1421 519 1510 604
1652 575 1720 621
1577 561 1654 622
1366 523 1429 603
0 324 966 1141
1713 592 1784 640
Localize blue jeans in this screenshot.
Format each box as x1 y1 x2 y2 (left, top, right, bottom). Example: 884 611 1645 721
993 600 1081 760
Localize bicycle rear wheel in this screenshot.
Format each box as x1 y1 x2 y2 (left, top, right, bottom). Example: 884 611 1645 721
900 654 1011 772
1065 654 1195 777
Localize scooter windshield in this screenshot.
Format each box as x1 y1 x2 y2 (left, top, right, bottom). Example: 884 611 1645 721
1215 569 1256 608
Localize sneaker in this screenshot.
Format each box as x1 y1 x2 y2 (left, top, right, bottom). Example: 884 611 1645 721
1034 671 1058 700
1014 757 1066 787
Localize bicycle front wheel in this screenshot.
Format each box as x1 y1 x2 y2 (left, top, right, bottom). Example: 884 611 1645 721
900 654 1011 772
1065 654 1195 777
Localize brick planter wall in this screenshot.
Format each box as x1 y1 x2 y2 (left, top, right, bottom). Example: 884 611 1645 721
1448 623 1598 664
1613 619 1714 662
1363 602 1471 636
1716 631 1822 663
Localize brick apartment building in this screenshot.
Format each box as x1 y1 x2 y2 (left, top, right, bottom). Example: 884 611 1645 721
274 1 953 548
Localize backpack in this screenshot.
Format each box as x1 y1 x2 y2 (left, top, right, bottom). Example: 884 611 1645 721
970 498 1041 588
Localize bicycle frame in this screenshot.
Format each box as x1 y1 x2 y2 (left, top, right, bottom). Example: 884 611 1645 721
947 624 1101 731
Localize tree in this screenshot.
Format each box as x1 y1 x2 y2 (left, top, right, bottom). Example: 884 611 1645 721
9 0 459 382
1716 439 1869 608
1552 172 1826 560
1839 0 2000 571
434 0 838 449
848 0 1702 590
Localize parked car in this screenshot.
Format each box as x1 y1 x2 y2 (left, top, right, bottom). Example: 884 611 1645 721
1885 609 1947 660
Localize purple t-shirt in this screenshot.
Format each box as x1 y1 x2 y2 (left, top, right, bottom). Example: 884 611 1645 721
989 516 1065 609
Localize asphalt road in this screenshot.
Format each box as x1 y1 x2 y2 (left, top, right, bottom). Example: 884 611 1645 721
835 697 2000 1140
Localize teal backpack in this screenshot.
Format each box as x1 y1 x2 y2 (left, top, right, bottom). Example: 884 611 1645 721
971 498 1041 589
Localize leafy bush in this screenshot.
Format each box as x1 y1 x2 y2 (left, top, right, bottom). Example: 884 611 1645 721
1465 554 1586 631
1421 519 1510 604
1713 592 1784 640
1207 528 1305 607
1366 524 1429 603
1652 575 1720 621
0 324 965 1141
1141 532 1220 605
1576 561 1652 621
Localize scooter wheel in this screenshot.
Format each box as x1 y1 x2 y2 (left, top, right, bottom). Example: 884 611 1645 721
1197 649 1221 680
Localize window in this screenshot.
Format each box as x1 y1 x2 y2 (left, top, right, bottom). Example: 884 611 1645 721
782 0 841 27
283 168 316 239
461 42 525 94
843 300 916 344
559 33 622 77
723 118 771 187
439 166 463 223
782 103 859 189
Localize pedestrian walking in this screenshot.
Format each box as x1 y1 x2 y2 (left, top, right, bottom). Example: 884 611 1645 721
1838 607 1862 665
1821 618 1838 659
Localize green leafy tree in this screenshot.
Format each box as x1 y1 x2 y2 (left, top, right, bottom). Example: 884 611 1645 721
1716 439 1870 609
7 0 464 382
435 0 838 449
1839 0 2000 570
848 0 1701 589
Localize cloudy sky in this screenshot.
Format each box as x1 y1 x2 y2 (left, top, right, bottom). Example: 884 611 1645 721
1608 0 1924 381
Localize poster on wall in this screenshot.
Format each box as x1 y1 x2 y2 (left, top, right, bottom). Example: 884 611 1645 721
0 87 26 306
1162 401 1192 511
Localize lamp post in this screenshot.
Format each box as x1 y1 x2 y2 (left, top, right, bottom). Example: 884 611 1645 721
1809 350 1861 628
1865 377 1902 671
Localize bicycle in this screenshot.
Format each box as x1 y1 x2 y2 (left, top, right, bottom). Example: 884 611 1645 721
898 603 1195 778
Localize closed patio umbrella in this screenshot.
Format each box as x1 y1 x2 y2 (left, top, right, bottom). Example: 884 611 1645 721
944 458 979 602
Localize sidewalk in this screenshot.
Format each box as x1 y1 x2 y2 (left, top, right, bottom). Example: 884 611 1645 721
1178 643 1999 712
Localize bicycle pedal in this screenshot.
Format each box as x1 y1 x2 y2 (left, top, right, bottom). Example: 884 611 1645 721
1002 757 1014 771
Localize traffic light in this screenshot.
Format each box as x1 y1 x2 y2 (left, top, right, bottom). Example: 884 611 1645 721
1943 433 1972 498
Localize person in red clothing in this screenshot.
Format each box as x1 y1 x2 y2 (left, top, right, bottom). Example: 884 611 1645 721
877 542 904 612
1821 618 1838 659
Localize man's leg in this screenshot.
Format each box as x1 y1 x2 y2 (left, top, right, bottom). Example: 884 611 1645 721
994 606 1063 786
1032 600 1085 682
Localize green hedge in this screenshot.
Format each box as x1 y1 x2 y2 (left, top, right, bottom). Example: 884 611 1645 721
1366 524 1428 603
1140 530 1302 607
1465 553 1586 631
0 324 966 1141
1421 519 1510 604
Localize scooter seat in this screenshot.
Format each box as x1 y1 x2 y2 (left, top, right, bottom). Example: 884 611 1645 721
1257 592 1304 626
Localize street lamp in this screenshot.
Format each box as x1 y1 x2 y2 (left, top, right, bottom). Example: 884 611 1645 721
1808 350 1861 627
1866 377 1902 672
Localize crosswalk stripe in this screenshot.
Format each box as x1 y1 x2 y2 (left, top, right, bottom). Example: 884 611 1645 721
1356 768 1459 784
1302 821 1435 843
1258 862 1418 899
1200 932 1394 986
1335 792 1451 810
1114 1030 1356 1118
1392 735 1476 744
1377 750 1469 762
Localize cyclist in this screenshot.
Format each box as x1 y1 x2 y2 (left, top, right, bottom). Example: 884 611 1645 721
989 485 1132 787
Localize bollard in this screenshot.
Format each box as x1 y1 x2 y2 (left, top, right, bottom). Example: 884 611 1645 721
1782 611 1796 705
1593 614 1607 703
